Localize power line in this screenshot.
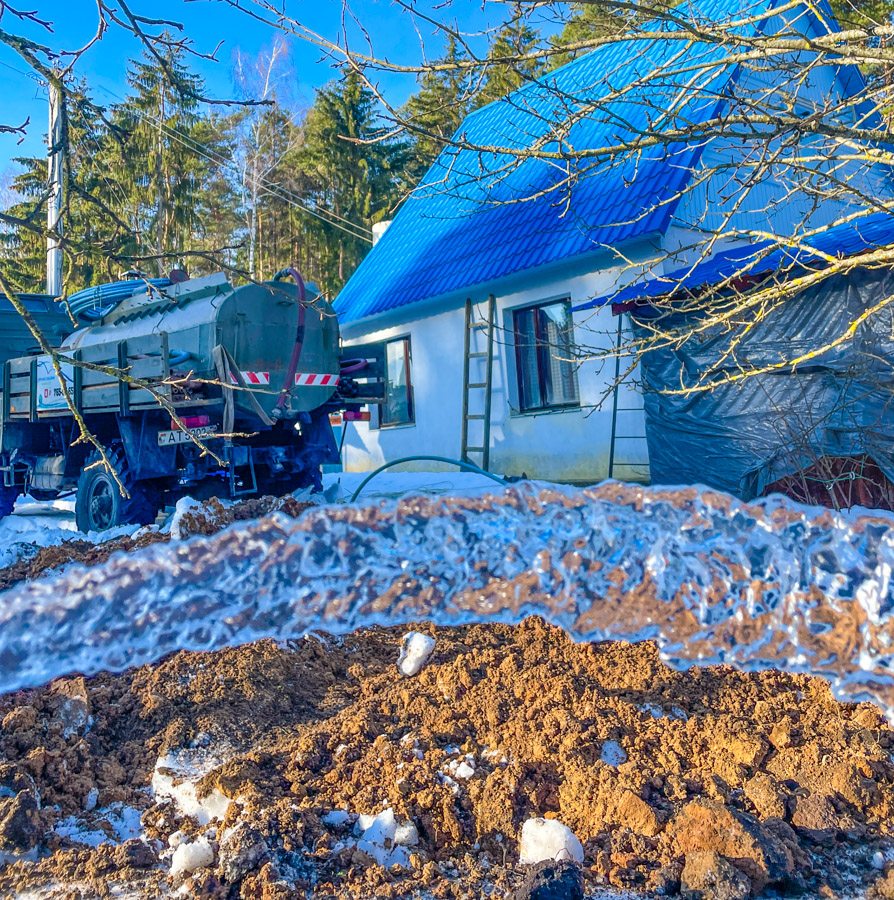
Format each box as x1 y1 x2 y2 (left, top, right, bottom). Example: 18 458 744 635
0 58 44 84
93 83 374 244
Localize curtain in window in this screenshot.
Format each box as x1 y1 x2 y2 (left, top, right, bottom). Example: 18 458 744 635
382 338 412 425
513 301 578 411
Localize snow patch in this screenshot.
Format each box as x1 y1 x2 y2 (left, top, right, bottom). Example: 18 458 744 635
601 740 627 767
322 810 352 828
518 818 584 865
54 802 144 847
170 837 214 877
351 808 418 867
0 499 137 570
397 632 435 676
151 750 231 825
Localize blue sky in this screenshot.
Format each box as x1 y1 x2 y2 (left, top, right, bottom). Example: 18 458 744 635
0 0 504 170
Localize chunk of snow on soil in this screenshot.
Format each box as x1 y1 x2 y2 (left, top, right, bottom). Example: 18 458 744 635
322 810 352 827
518 818 584 865
352 808 418 867
168 497 212 541
170 837 214 877
54 803 143 847
394 822 419 846
397 632 435 676
151 750 231 825
443 755 476 780
601 740 627 767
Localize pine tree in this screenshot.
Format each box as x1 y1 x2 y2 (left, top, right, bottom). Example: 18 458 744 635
401 37 475 185
550 4 620 69
113 44 214 274
478 8 545 105
0 84 135 292
298 72 407 292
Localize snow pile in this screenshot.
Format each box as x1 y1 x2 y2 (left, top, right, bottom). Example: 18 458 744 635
5 482 894 719
53 803 143 847
518 818 584 865
321 470 507 503
352 808 418 867
170 836 214 877
150 750 231 825
397 632 435 676
0 497 137 570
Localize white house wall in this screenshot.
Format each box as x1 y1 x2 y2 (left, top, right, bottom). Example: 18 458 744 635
340 257 652 483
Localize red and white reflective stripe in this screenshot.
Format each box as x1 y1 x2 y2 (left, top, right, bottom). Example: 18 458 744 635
294 373 340 386
229 371 270 385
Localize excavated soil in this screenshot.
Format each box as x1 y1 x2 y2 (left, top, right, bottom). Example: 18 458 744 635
0 494 312 593
0 619 892 899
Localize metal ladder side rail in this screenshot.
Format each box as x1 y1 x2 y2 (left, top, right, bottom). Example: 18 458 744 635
608 313 651 480
461 295 495 470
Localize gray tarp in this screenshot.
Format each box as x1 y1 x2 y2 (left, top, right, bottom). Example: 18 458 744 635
633 267 894 498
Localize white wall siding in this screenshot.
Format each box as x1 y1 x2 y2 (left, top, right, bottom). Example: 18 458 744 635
341 258 652 483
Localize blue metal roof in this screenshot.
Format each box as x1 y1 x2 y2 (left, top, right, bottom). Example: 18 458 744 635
335 0 789 325
574 211 894 310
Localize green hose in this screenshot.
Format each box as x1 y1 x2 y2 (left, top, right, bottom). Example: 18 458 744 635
348 455 508 503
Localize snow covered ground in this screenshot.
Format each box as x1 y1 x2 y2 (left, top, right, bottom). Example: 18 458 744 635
0 495 137 569
320 469 510 502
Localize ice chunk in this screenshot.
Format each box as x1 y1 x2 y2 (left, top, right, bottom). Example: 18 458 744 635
518 818 584 865
397 632 436 676
170 837 214 877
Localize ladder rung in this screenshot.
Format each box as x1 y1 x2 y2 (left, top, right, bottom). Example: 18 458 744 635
468 382 487 389
465 446 485 452
471 322 489 330
465 414 485 420
467 352 488 358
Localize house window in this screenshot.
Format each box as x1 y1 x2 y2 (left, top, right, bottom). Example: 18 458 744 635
513 299 579 412
380 336 414 427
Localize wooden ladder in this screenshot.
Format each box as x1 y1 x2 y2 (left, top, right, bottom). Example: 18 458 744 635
461 295 495 471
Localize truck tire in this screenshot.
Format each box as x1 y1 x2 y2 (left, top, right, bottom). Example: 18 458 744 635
75 449 161 532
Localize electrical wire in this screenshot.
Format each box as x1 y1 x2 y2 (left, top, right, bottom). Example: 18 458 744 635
93 83 374 244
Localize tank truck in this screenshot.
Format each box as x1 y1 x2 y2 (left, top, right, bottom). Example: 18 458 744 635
0 269 383 531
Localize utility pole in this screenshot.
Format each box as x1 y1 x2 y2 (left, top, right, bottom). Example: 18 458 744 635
46 73 64 297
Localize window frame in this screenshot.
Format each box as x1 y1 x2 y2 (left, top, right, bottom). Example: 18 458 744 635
377 334 415 429
511 297 580 414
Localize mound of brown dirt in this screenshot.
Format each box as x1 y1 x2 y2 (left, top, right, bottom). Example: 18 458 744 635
0 620 892 899
0 494 312 593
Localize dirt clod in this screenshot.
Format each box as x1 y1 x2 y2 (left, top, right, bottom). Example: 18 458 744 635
681 850 752 900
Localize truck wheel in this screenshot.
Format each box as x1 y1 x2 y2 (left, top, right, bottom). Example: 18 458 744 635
76 449 161 532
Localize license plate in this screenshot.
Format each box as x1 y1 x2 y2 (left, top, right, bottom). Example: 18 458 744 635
157 425 220 446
